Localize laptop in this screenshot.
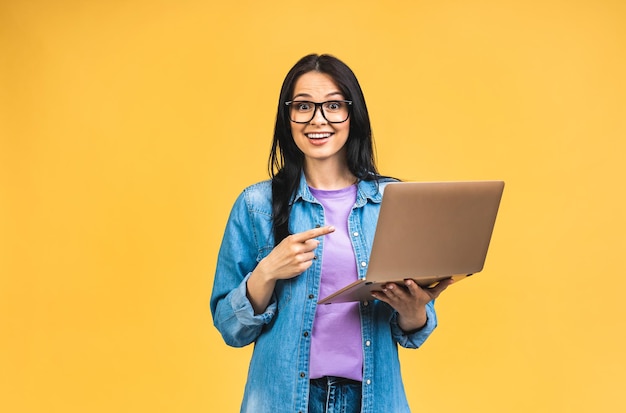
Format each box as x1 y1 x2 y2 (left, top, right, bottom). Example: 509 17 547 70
317 180 504 304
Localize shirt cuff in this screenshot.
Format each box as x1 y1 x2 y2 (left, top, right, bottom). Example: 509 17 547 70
390 301 438 348
229 272 277 326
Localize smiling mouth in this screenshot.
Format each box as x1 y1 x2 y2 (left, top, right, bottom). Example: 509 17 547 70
306 132 333 139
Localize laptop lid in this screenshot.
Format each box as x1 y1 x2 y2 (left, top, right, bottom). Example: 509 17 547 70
318 180 504 304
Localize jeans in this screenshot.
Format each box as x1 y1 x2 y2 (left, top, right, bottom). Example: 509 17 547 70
308 376 362 413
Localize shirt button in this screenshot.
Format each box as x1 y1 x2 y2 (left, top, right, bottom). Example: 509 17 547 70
300 372 306 378
308 294 315 299
365 340 371 346
353 231 359 237
362 301 369 307
315 224 321 228
366 379 371 385
303 331 309 337
361 261 367 267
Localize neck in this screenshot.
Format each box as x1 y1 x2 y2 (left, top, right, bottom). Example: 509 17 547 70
304 159 356 190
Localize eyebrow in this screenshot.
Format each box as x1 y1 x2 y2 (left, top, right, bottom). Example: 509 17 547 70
292 91 344 100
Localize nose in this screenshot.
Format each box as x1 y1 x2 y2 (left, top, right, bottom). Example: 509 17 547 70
310 104 327 124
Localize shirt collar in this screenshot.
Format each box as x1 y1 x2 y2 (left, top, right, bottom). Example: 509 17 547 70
291 171 383 207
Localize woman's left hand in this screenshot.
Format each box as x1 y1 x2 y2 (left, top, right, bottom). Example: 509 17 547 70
371 278 453 332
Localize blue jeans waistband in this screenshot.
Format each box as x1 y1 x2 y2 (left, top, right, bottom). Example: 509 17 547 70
309 376 362 413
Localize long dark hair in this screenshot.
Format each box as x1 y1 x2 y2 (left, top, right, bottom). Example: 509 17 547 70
269 54 381 244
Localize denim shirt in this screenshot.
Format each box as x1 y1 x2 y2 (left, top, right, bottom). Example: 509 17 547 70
210 173 438 413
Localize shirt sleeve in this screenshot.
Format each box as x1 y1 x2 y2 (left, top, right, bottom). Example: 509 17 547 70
390 300 438 348
210 190 277 348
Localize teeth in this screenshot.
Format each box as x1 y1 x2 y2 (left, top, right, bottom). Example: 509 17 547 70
307 133 331 139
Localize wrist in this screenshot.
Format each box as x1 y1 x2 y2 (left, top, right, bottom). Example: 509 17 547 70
252 260 277 284
397 307 427 333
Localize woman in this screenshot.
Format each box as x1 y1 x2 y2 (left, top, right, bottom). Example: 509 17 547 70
210 54 451 413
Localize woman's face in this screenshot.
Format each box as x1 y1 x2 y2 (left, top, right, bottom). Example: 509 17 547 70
289 71 351 167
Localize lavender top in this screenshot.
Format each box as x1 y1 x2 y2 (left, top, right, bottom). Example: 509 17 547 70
308 185 363 381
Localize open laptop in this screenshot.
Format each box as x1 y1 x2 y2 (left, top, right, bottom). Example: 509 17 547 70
317 180 504 304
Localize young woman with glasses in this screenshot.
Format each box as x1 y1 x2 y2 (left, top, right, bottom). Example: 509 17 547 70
210 54 451 413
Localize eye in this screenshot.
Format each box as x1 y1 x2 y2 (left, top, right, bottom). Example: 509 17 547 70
294 101 313 112
324 101 342 111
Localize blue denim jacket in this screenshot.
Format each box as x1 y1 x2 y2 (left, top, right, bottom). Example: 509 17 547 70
210 173 438 413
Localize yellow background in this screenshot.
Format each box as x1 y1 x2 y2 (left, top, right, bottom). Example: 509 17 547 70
1 0 625 412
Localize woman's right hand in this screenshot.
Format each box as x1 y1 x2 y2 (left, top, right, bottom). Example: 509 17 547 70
247 225 335 313
256 225 335 281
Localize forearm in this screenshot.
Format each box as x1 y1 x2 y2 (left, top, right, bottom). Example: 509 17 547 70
247 264 277 315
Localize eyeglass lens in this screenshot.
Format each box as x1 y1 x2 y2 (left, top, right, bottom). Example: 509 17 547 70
288 101 350 123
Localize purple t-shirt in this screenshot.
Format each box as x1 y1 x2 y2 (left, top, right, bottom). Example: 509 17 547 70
308 185 363 381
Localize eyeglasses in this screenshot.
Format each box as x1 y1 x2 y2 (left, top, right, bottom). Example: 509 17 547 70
285 100 352 124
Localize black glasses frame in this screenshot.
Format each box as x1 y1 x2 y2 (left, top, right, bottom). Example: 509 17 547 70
284 100 353 124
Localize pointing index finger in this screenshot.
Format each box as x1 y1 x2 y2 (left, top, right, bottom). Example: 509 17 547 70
292 225 336 242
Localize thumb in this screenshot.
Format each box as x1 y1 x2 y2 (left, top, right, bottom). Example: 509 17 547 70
428 278 454 298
